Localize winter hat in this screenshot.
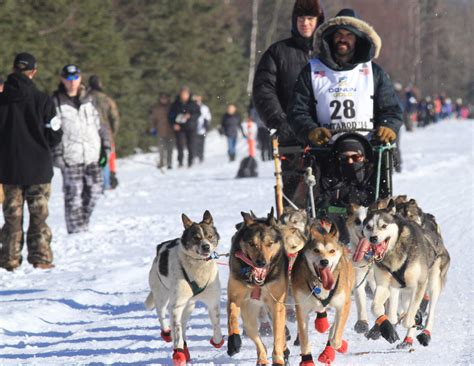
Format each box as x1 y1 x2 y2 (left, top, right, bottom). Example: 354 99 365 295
61 64 81 80
333 133 373 162
336 138 365 155
13 52 37 71
293 0 324 18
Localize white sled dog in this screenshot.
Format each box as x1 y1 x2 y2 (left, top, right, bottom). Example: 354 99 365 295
355 200 450 348
145 211 224 366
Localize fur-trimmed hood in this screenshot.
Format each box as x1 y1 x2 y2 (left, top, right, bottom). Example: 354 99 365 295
315 9 381 70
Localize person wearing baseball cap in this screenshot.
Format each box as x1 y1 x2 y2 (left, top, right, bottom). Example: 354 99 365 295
52 63 110 234
0 52 63 271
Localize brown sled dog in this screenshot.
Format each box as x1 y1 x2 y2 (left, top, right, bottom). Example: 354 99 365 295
291 221 354 365
227 208 289 365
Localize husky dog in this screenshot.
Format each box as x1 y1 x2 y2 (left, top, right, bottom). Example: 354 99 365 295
227 208 289 366
357 200 449 348
291 222 354 365
145 211 223 366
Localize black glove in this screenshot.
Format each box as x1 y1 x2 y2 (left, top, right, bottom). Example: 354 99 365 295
275 122 295 141
99 146 110 168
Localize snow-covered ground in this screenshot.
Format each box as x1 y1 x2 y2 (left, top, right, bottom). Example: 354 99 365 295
0 120 472 365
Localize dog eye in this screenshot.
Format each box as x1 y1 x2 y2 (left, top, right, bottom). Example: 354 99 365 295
248 241 255 247
313 248 319 253
366 225 373 231
330 249 335 254
207 234 213 239
355 218 362 225
381 224 387 229
194 235 202 240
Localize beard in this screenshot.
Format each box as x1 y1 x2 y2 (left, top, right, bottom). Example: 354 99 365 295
335 42 354 57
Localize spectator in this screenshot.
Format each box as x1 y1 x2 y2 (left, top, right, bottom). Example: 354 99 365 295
220 103 242 162
0 52 62 270
88 75 120 189
168 86 200 168
253 0 325 204
150 93 174 170
249 100 272 161
454 98 463 119
193 95 212 163
52 64 110 234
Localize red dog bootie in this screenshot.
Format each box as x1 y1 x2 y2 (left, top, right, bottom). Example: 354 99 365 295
172 348 187 366
300 354 315 366
317 343 335 365
336 340 348 353
315 311 330 333
161 329 172 342
210 336 225 348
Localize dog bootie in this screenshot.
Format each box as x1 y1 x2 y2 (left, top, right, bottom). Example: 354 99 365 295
376 315 399 344
183 342 191 362
317 343 335 365
210 336 224 348
336 340 348 353
227 333 242 356
299 354 315 366
417 329 431 346
161 329 172 342
172 349 187 366
315 311 330 333
397 337 413 349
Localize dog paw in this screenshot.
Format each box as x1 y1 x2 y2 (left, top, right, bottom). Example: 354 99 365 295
366 324 381 340
299 354 315 366
416 329 431 346
377 316 400 344
293 335 300 346
354 320 369 334
210 336 224 348
317 345 335 364
336 340 348 353
315 311 330 333
227 333 242 356
161 329 172 342
172 349 187 366
397 337 413 349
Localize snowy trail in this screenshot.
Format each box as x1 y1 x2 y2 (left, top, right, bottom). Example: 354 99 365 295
0 121 472 365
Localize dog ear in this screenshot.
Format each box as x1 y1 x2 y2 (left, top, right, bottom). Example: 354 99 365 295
249 210 258 219
387 199 396 214
395 195 407 204
182 213 194 229
328 221 339 240
202 210 213 225
408 198 418 206
267 207 276 226
241 211 255 226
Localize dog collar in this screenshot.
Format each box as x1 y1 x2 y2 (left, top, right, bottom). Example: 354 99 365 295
307 275 340 307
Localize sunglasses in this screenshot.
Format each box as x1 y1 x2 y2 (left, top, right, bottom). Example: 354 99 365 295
65 74 80 81
338 153 365 163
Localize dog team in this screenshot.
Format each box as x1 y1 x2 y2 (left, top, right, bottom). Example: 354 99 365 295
144 196 450 366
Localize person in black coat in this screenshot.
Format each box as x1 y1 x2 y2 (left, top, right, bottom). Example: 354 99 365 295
0 52 62 270
220 103 242 162
168 86 200 168
252 0 325 204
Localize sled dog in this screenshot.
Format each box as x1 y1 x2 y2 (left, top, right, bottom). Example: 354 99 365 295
357 200 449 348
145 211 223 366
227 208 289 365
291 221 354 365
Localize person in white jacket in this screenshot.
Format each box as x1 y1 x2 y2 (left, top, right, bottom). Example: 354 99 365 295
193 95 211 163
52 64 110 234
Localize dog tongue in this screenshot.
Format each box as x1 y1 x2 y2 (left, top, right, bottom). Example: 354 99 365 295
320 267 334 290
353 238 371 263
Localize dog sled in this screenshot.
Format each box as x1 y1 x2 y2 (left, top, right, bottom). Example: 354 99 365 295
273 128 396 223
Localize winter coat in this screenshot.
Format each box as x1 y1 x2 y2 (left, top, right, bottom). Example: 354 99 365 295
220 113 242 139
168 97 200 132
252 7 324 146
287 14 403 145
53 85 110 167
89 89 120 145
0 73 62 185
150 101 174 138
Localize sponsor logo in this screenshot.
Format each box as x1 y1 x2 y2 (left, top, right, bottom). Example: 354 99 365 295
338 76 348 86
328 87 357 93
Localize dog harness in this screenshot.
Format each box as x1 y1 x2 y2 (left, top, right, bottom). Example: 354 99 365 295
180 264 210 296
376 257 409 288
307 275 340 307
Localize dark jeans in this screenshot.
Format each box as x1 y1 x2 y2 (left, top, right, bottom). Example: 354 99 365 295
227 136 237 161
175 128 196 167
196 134 206 162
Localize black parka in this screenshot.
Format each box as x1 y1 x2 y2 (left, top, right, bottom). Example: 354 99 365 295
252 10 324 146
287 14 403 145
0 73 62 185
168 97 201 132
